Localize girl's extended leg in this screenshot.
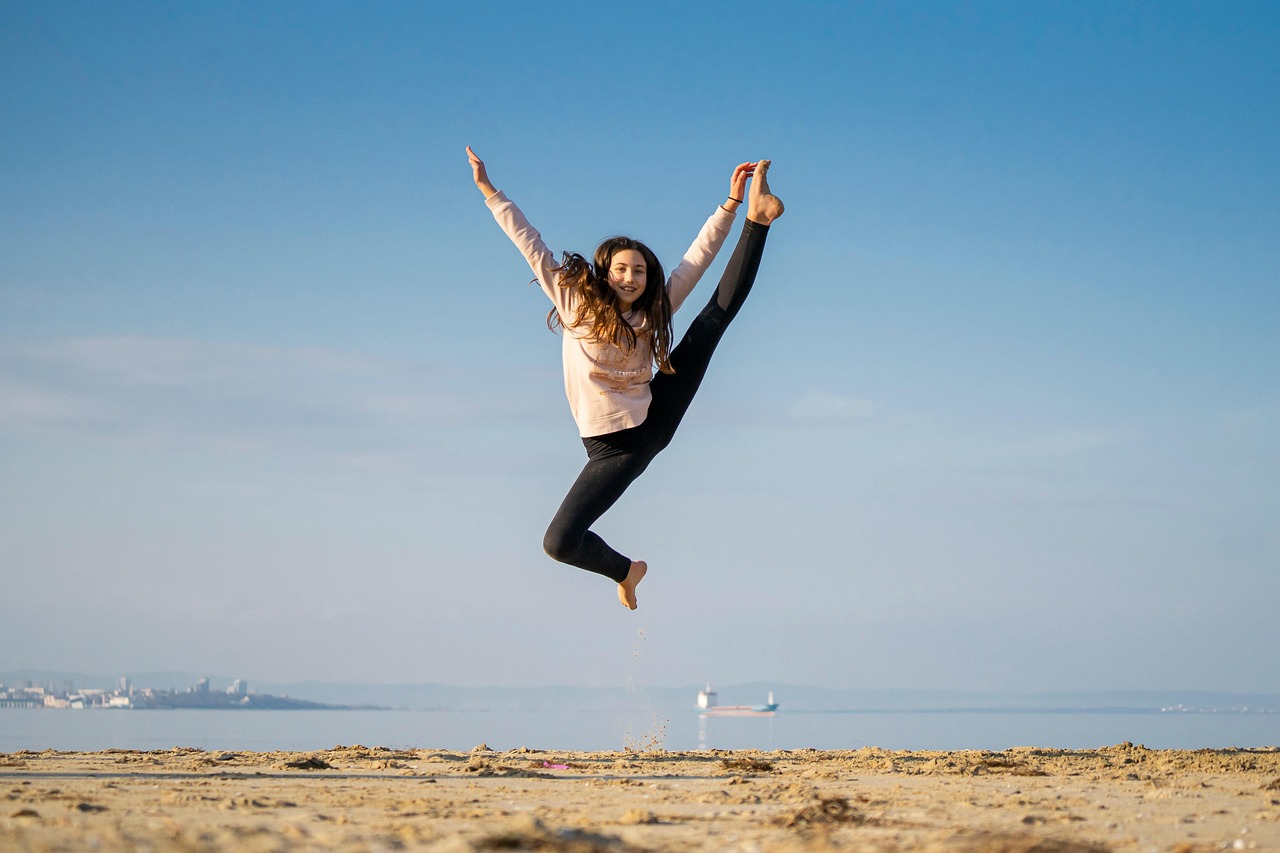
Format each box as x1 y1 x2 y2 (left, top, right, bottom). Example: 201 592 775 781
646 158 783 445
645 222 769 444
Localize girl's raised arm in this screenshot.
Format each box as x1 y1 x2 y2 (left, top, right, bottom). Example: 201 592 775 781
665 161 755 311
470 146 576 320
467 146 499 199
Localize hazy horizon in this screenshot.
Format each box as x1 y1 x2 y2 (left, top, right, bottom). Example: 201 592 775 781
6 668 1278 710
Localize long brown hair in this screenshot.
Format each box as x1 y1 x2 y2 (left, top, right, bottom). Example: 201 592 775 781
547 236 676 374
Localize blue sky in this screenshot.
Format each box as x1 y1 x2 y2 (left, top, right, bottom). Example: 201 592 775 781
2 1 1277 693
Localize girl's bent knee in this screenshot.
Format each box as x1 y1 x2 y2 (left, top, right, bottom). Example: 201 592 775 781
542 528 575 564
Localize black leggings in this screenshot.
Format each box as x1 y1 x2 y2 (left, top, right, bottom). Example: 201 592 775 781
542 219 769 582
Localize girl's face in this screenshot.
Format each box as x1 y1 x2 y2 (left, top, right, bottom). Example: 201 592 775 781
606 249 647 307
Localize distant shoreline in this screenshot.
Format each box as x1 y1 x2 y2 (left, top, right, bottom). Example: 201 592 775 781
5 671 1279 716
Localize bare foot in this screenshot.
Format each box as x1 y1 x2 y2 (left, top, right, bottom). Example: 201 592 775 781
747 159 785 225
617 560 647 610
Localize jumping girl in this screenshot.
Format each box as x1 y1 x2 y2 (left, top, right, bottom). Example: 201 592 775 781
467 146 784 610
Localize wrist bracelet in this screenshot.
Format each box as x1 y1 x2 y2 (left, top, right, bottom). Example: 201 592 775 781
728 196 743 204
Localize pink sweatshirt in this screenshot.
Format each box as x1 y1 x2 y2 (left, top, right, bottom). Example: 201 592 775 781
486 190 736 437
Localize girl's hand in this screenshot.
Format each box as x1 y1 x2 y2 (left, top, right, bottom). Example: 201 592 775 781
723 161 756 213
467 146 498 198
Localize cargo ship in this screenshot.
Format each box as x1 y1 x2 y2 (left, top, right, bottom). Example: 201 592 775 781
696 684 778 717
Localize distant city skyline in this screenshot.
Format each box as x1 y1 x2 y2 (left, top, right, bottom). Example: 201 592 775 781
0 672 353 711
1 672 246 708
2 2 1277 693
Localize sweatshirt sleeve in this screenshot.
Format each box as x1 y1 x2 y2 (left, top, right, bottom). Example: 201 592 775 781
485 190 575 321
665 205 737 313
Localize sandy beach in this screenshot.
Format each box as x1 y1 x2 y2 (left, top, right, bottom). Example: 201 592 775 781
2 743 1278 851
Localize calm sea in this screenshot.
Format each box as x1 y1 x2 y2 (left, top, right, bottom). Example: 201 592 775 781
2 707 1277 753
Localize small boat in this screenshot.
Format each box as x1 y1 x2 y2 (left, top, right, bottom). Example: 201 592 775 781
697 684 778 717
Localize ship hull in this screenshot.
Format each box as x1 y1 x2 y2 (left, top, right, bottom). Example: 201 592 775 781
699 703 778 717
